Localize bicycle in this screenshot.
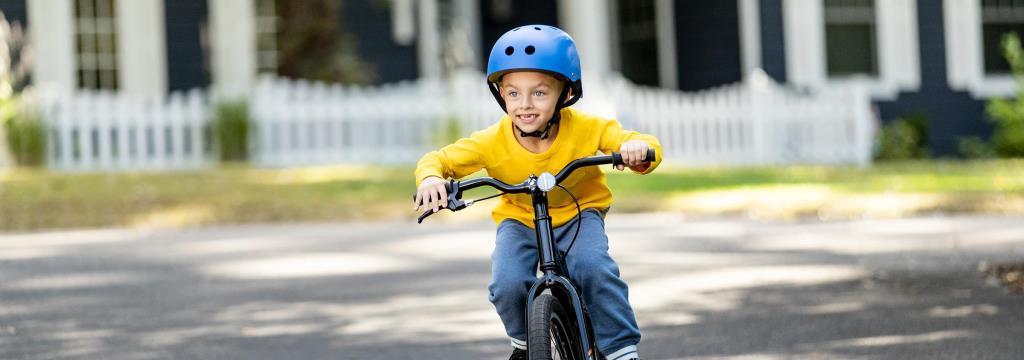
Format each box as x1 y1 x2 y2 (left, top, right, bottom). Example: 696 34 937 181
416 149 656 360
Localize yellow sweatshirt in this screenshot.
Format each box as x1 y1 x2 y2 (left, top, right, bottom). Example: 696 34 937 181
415 107 662 228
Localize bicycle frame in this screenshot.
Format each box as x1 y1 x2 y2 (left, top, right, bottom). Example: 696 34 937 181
523 184 598 360
416 149 655 360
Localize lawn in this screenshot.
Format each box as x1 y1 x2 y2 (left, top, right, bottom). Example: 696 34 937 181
2 160 1023 231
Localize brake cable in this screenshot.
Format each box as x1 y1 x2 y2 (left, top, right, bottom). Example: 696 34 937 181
557 184 583 256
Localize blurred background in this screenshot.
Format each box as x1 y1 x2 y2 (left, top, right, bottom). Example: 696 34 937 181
0 0 1022 229
3 2 1024 359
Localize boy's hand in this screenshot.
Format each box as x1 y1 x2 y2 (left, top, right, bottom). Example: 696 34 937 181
616 140 650 171
414 176 448 213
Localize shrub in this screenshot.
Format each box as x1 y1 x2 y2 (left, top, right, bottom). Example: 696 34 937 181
3 108 46 166
212 101 250 162
986 32 1024 157
958 136 996 159
876 114 928 160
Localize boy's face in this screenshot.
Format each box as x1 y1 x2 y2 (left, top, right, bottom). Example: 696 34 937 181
499 71 566 134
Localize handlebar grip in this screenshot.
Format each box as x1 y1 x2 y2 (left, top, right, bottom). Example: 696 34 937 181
611 148 658 167
411 180 455 201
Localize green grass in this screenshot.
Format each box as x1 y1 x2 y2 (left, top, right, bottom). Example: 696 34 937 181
2 160 1023 231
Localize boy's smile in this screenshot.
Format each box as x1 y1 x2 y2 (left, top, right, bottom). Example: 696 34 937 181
500 71 567 134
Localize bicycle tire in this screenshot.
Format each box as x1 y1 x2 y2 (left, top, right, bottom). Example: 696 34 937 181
529 293 583 360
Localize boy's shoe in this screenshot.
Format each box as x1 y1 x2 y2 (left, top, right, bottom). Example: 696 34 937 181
508 348 528 360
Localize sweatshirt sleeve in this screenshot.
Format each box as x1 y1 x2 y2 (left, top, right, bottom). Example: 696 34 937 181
414 129 491 186
596 118 663 174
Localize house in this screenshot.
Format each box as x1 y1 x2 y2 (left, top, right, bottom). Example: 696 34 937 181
0 0 1016 156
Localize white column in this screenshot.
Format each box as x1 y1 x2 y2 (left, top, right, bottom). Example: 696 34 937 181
453 0 482 70
558 0 614 118
209 0 256 100
739 0 762 79
28 0 76 95
559 0 613 78
117 0 167 98
655 0 678 89
783 0 826 88
390 0 415 45
877 0 920 92
417 0 441 78
944 0 982 93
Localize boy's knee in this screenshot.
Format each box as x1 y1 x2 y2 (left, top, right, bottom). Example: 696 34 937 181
573 256 621 285
488 277 531 303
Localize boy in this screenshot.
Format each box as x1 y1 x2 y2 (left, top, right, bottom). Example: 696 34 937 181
413 25 661 360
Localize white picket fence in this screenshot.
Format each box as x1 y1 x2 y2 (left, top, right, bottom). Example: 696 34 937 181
40 90 210 171
608 71 874 166
26 69 873 172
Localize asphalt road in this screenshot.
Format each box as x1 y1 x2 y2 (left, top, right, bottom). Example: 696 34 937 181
2 214 1024 359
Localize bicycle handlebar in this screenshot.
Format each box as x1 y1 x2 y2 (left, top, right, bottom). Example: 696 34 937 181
416 148 656 223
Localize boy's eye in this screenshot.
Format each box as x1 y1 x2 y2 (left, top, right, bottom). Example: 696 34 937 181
534 91 546 96
508 91 518 97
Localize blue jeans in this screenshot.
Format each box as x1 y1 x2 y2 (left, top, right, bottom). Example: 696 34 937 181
488 209 641 356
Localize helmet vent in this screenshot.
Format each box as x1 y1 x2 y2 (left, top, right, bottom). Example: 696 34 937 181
505 46 515 55
534 26 541 31
525 45 535 55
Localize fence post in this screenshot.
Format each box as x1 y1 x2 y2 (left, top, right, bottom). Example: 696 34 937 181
747 69 770 165
851 81 873 167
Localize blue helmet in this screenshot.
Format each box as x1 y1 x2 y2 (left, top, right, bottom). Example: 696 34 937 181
486 25 583 116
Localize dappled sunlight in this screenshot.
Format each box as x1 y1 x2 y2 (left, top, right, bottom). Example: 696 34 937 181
664 185 834 217
200 252 422 279
928 304 998 318
4 272 145 291
129 203 215 229
366 230 494 261
629 265 867 310
744 233 949 255
0 228 141 250
850 217 956 236
172 236 297 257
795 301 866 315
961 227 1024 248
201 290 506 346
662 185 950 219
825 193 945 218
245 165 377 185
0 247 64 261
807 330 974 349
618 251 781 269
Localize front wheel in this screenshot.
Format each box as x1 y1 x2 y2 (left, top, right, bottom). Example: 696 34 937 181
529 293 583 360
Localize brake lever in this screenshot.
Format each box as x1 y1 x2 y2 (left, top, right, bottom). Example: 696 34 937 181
415 180 468 224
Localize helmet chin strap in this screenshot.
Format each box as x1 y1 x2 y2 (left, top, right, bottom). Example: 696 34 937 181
513 85 572 140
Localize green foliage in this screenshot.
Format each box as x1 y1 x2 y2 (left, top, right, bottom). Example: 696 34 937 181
985 32 1024 157
876 114 928 161
212 101 250 162
958 136 996 159
2 105 46 166
433 116 465 148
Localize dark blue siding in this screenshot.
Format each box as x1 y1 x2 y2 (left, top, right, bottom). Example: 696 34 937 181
479 0 559 69
675 1 742 91
874 0 989 156
164 0 210 92
0 0 27 27
759 0 786 82
341 0 418 84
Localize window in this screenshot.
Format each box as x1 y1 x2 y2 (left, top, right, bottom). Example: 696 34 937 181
981 0 1024 75
824 0 878 77
255 0 278 74
615 0 659 87
75 0 118 90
